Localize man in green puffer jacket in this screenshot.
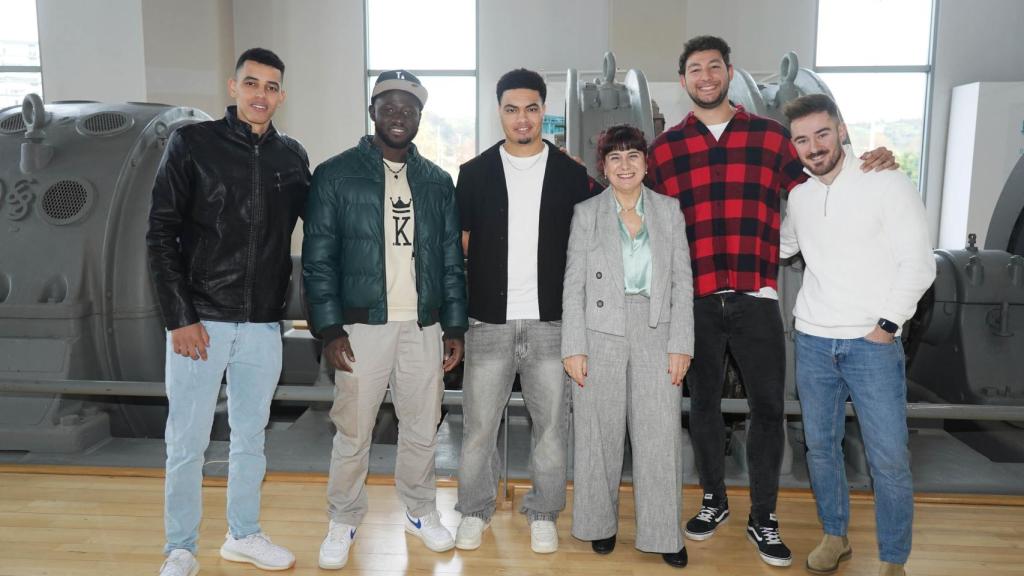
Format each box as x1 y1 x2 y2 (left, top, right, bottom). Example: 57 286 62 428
302 70 467 569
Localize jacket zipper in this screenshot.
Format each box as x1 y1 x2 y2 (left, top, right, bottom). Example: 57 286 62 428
823 184 830 217
244 143 261 319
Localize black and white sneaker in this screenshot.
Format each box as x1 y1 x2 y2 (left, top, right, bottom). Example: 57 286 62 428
684 493 730 541
746 514 792 567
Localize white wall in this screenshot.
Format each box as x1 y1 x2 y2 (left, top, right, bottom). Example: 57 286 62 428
232 0 365 168
684 0 817 76
477 0 610 148
924 0 1024 246
37 0 148 103
141 0 234 116
609 0 685 83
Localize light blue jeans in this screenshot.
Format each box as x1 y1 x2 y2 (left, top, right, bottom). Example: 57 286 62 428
163 320 282 555
794 331 913 564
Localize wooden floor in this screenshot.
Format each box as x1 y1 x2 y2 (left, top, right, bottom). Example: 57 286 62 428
0 469 1021 575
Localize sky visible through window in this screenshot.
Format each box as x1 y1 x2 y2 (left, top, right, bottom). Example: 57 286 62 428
0 0 42 108
816 0 933 186
366 0 477 179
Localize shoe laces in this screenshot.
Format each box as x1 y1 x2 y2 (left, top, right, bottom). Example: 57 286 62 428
758 524 783 546
161 550 193 572
237 532 279 552
695 504 721 522
326 522 351 543
420 509 444 528
532 521 557 539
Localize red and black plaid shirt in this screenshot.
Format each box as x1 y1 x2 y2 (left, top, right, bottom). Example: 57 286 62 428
648 106 807 298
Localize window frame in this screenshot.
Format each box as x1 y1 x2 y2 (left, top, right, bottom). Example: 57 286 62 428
363 0 480 163
813 0 939 193
0 0 44 104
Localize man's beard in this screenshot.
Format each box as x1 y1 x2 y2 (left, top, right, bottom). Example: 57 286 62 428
807 146 844 176
687 82 729 110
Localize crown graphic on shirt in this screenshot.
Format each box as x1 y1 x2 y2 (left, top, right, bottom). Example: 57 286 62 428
391 196 412 212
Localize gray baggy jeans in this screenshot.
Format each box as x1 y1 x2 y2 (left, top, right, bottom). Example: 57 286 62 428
455 319 569 522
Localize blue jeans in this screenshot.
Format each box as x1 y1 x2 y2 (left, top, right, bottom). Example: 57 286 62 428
794 331 913 564
163 321 282 555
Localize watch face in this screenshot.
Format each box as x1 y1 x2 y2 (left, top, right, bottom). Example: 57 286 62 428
879 319 898 334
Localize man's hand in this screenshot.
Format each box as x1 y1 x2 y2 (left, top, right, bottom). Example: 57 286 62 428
668 353 691 386
325 336 356 372
864 325 895 344
563 354 588 388
171 322 210 361
859 146 899 172
443 338 464 372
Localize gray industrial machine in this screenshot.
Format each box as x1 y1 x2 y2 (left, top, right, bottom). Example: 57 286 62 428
727 51 835 126
565 52 657 178
0 97 209 450
909 238 1024 404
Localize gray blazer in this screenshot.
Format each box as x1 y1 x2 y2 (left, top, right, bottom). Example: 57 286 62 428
561 186 694 359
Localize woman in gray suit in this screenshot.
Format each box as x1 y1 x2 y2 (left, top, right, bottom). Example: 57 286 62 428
562 125 694 568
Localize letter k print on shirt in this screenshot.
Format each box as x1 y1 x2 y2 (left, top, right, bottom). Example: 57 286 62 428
392 196 412 246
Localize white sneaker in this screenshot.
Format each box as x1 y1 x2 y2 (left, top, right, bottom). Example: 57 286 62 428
530 520 558 554
319 520 356 570
158 549 199 576
455 516 490 550
404 509 455 552
219 531 295 571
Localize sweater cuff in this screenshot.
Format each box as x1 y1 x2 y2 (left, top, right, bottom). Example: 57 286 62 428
319 324 349 344
443 327 466 342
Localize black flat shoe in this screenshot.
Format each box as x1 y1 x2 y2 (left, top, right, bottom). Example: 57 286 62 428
591 535 616 554
662 547 688 568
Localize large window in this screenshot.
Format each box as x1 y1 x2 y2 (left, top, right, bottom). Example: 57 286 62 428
365 0 477 179
815 0 935 187
0 0 42 108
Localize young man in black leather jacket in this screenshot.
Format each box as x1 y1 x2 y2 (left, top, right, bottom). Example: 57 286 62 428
147 47 310 576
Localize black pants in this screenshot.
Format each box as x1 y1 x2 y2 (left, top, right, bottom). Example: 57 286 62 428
688 292 785 522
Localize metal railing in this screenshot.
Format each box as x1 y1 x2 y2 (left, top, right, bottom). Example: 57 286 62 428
3 377 1023 490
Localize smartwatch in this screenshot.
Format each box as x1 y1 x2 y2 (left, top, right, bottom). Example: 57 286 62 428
877 318 899 334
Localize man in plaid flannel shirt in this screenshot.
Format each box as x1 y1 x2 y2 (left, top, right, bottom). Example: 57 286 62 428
647 35 896 568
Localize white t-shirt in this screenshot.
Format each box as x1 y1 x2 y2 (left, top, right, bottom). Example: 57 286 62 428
706 120 730 140
383 159 418 321
500 144 548 320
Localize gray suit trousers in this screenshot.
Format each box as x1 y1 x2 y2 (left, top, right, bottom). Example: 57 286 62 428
571 295 684 553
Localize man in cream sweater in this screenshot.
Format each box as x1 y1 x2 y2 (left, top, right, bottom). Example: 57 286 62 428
779 94 935 576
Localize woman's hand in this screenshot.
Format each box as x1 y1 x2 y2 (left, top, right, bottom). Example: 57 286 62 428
668 353 691 386
563 355 588 388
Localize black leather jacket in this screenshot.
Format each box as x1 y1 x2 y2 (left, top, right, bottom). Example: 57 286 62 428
147 106 310 330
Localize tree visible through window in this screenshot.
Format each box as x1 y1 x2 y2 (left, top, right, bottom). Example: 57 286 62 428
0 0 42 108
815 0 935 187
365 0 477 180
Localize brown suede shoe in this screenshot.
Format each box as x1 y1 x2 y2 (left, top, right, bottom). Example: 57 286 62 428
879 561 906 576
806 534 852 574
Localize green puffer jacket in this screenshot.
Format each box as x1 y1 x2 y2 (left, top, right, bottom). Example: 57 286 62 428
302 136 467 342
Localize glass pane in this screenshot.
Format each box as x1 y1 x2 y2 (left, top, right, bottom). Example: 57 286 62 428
367 0 475 70
1 72 42 108
819 72 927 187
0 0 40 66
366 75 476 181
816 0 932 66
